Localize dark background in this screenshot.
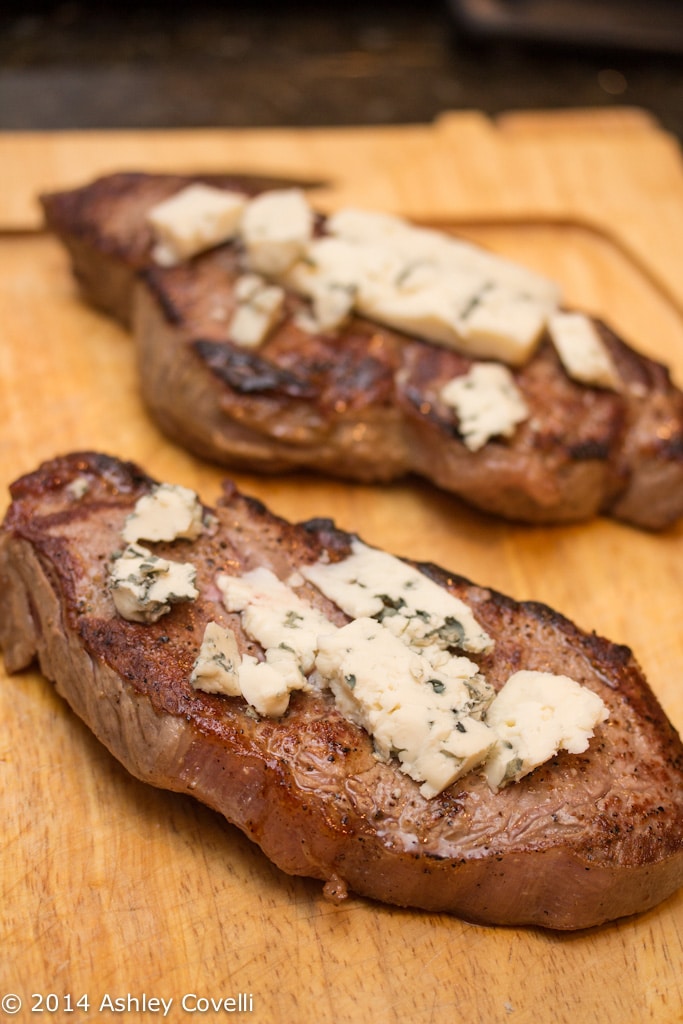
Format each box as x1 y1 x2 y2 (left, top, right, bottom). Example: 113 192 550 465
1 1 682 141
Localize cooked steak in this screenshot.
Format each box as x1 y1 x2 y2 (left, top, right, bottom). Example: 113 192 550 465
41 172 683 529
2 451 682 930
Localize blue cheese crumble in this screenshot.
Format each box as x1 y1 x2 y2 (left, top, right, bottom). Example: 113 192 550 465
212 567 332 716
483 670 610 788
227 273 285 348
146 184 623 391
190 621 241 696
109 543 198 623
299 538 493 655
106 493 610 798
146 183 246 266
316 617 496 798
122 483 205 544
439 362 529 451
203 547 608 798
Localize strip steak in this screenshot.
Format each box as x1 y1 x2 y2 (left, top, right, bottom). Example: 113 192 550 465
41 173 683 529
1 451 682 929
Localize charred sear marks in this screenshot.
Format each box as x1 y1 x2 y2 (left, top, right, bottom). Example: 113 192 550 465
193 340 317 398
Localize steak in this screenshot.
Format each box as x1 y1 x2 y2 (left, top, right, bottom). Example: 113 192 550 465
1 451 682 930
41 172 683 530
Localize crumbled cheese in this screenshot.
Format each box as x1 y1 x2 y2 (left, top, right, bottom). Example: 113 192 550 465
315 617 496 798
200 549 608 796
240 188 314 276
357 270 485 353
191 621 242 696
227 273 285 347
457 285 548 365
109 543 198 623
213 566 332 716
310 280 356 333
439 362 529 451
327 207 560 305
145 186 605 367
314 626 608 797
483 670 609 789
122 483 204 544
285 233 401 299
66 476 90 500
217 565 335 673
312 207 561 363
190 619 307 716
278 206 562 362
548 311 621 390
300 538 493 654
236 656 288 717
146 185 579 365
147 183 246 265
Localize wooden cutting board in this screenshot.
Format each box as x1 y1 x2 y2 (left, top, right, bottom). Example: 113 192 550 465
1 110 682 1024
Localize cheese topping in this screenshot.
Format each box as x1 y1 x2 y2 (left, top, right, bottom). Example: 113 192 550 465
440 362 529 451
190 620 309 717
283 225 554 365
228 273 285 348
287 206 559 364
208 547 607 796
306 278 356 334
109 543 198 623
327 207 559 303
217 566 335 673
190 621 242 696
147 184 623 391
212 557 497 794
148 184 567 364
211 567 331 716
239 188 314 277
147 183 246 265
122 483 204 544
109 477 609 798
299 538 493 654
548 311 621 390
316 617 495 799
238 649 308 718
483 670 610 788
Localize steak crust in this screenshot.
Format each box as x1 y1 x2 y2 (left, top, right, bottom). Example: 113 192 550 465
2 451 682 929
41 173 683 529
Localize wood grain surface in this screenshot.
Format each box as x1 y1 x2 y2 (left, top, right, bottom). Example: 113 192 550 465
1 111 682 1024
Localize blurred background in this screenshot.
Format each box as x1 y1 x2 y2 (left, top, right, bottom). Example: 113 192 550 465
1 0 682 140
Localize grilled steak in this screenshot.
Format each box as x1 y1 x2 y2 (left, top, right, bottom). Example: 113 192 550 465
2 451 682 930
41 172 683 530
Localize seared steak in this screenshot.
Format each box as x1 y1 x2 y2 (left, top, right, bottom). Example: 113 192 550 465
41 172 683 530
1 451 682 929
